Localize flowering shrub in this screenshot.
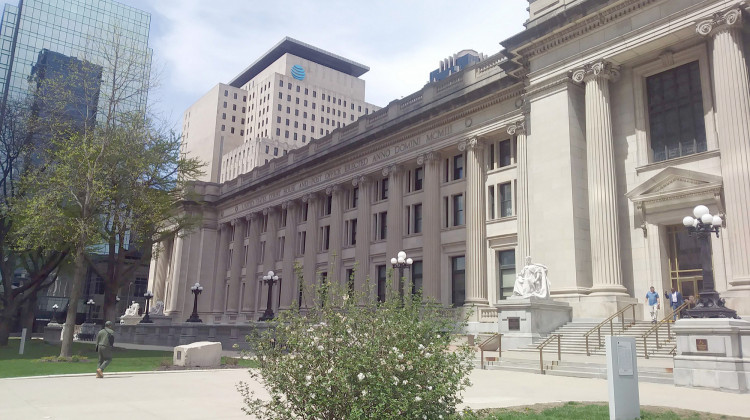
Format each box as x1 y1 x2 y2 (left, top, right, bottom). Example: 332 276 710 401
238 271 474 419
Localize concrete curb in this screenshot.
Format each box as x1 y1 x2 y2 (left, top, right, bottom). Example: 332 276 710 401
2 367 252 380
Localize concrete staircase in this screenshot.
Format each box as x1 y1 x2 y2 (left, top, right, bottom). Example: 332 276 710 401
471 320 678 384
510 320 678 358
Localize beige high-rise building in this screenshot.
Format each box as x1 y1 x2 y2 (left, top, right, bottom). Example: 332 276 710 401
181 37 379 183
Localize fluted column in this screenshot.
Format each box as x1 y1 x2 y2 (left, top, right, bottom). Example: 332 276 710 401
697 9 750 289
384 164 404 295
302 194 320 307
327 185 344 285
572 61 628 295
227 217 247 313
418 152 442 300
152 238 172 303
353 176 372 293
211 223 231 312
508 122 530 266
461 137 488 305
242 213 260 314
280 201 299 310
261 207 279 311
167 234 184 313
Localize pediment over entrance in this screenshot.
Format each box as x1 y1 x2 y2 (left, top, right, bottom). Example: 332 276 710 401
626 167 722 211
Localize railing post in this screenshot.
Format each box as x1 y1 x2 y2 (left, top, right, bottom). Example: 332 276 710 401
610 319 613 336
656 328 660 349
498 334 502 359
644 336 649 359
539 347 544 374
557 334 561 361
667 319 671 340
598 328 601 348
632 304 635 324
586 335 590 356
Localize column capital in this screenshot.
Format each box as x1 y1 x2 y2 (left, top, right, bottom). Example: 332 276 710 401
302 192 320 203
352 175 370 187
262 206 277 216
325 184 342 196
571 60 620 84
696 7 743 37
218 221 230 231
381 164 401 177
416 151 441 166
506 120 526 136
245 212 258 222
281 200 297 210
458 137 482 152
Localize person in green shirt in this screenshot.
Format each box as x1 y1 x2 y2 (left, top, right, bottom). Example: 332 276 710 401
95 321 115 378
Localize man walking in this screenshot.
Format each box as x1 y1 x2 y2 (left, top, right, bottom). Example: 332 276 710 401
668 288 684 321
95 321 115 378
646 286 660 324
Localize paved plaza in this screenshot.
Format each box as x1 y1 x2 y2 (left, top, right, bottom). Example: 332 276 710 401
1 367 749 420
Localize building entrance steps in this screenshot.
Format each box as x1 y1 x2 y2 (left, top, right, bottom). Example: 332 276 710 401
473 349 675 384
504 320 678 358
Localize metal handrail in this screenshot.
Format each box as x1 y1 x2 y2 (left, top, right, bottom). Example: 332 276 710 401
479 333 502 369
641 301 689 359
536 334 561 374
669 345 677 356
583 304 637 356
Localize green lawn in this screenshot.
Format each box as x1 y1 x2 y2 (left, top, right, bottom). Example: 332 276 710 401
0 338 173 378
470 402 730 420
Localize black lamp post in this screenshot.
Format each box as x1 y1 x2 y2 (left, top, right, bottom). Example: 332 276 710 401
85 299 95 323
259 271 280 321
186 282 204 323
51 304 59 323
681 205 738 319
139 291 154 324
390 250 413 303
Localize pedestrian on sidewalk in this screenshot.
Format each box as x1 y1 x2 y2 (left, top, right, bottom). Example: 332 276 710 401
668 288 683 321
646 286 660 324
95 321 115 378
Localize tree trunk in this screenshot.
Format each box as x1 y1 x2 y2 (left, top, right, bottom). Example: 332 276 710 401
0 303 19 346
19 292 38 338
60 241 86 357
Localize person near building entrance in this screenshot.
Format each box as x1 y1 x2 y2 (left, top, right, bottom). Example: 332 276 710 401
95 321 115 378
645 286 660 324
668 288 684 321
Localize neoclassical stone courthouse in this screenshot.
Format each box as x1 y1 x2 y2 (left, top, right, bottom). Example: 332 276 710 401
150 0 750 329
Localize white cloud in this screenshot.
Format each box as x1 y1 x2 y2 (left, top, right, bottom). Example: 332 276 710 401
122 0 528 129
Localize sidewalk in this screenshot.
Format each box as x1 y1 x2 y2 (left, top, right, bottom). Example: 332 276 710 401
1 368 748 419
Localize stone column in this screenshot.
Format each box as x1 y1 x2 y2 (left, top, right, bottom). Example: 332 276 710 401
460 137 489 305
417 152 442 300
261 207 279 311
572 61 628 295
697 9 750 291
302 193 320 307
227 217 247 313
242 213 260 314
167 234 184 313
384 164 404 294
508 121 531 265
211 223 230 313
327 185 344 285
280 201 298 310
152 238 172 303
353 176 372 293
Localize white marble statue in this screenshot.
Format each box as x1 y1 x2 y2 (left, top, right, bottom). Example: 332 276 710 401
124 301 140 317
510 256 551 299
151 300 165 316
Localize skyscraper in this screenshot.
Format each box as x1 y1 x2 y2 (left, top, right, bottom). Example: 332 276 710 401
0 0 152 125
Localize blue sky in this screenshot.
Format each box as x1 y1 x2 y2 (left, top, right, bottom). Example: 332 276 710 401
120 0 528 131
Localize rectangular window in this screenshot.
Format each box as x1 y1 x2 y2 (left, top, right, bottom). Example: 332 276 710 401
498 139 512 167
297 231 306 255
259 241 266 262
453 154 464 180
375 211 387 240
647 61 707 162
451 256 466 306
499 182 512 217
320 225 330 251
413 203 422 234
323 195 332 216
498 250 516 300
350 187 359 209
413 167 424 191
452 194 464 226
346 218 357 246
411 261 423 295
377 265 387 302
380 178 389 201
278 236 285 259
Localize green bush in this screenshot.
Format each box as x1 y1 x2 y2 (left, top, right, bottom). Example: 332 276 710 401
238 268 474 419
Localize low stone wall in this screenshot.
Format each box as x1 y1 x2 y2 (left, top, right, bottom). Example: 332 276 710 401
114 322 272 351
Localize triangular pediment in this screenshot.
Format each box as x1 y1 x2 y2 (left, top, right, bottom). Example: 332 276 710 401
626 167 722 204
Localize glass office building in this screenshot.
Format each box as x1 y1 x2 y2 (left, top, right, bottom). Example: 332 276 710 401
0 0 152 122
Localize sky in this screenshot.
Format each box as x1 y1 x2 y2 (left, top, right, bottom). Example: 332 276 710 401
120 0 529 131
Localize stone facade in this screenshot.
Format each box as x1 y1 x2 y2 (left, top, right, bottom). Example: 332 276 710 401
151 0 750 329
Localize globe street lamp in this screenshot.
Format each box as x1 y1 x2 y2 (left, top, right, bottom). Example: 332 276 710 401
259 271 281 321
186 282 204 323
681 205 738 319
390 251 413 303
139 291 155 324
51 304 59 324
85 299 96 323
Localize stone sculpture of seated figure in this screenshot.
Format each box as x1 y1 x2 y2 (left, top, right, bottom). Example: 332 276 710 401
124 301 140 317
510 256 551 299
151 300 165 316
